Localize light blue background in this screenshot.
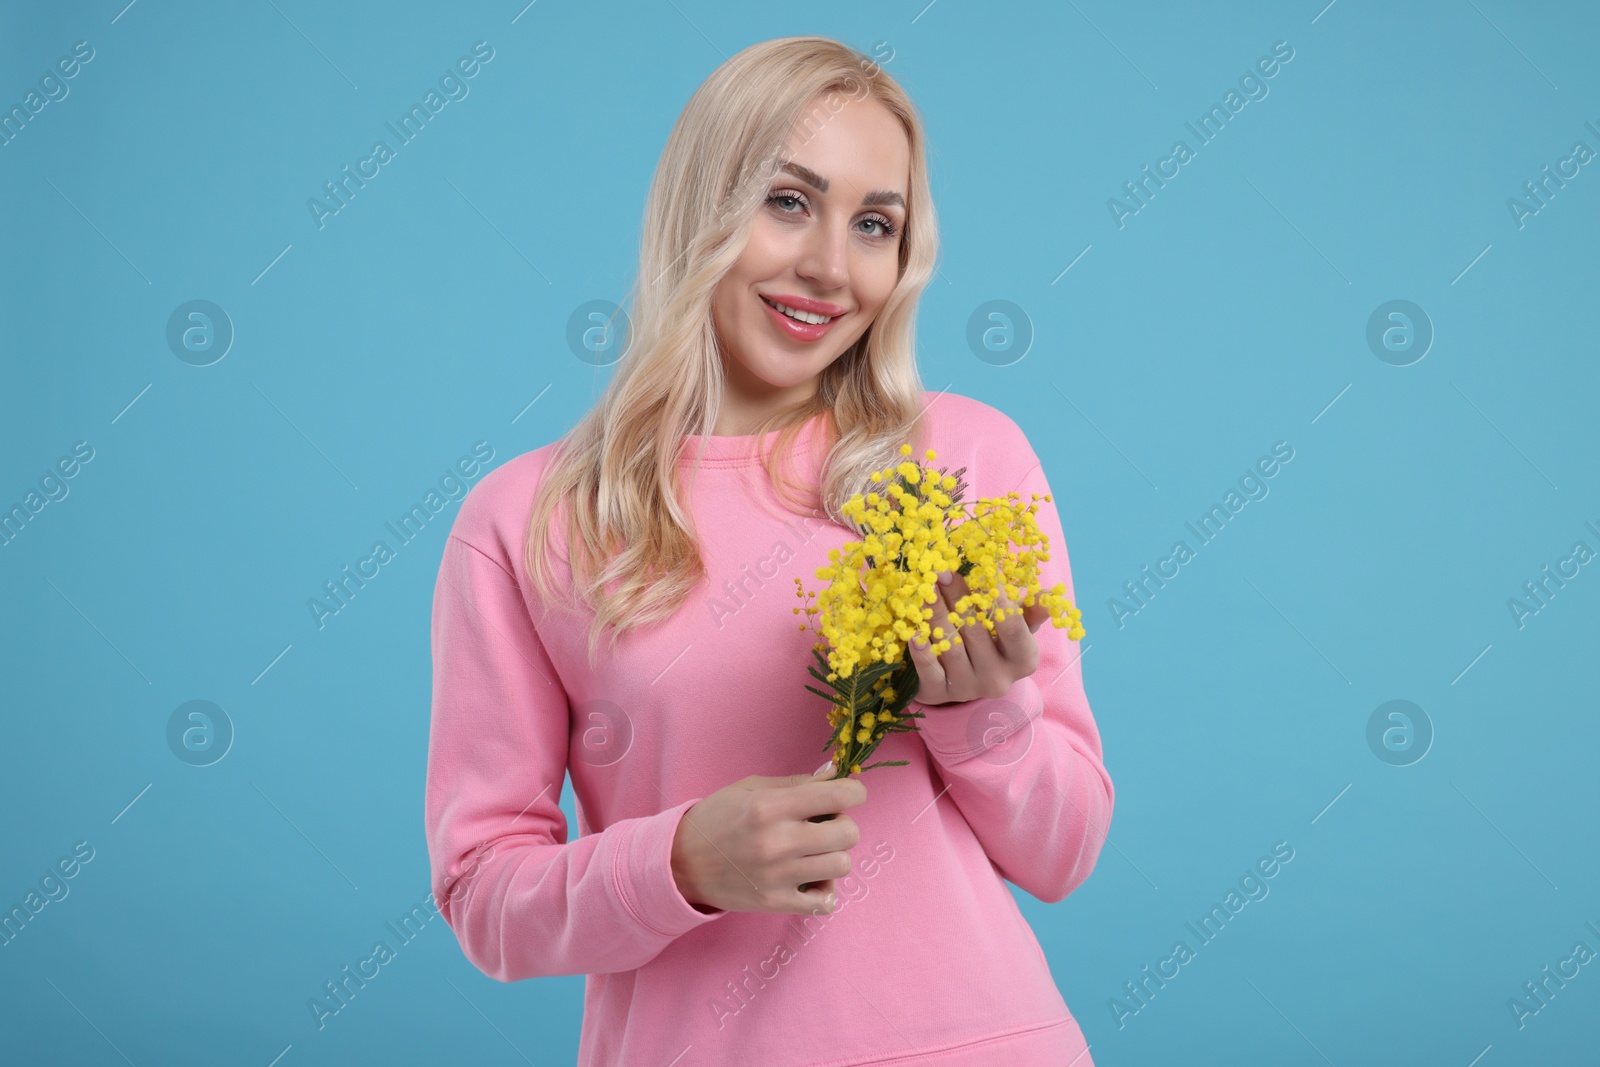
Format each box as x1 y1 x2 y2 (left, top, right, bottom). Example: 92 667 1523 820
3 1 1597 1064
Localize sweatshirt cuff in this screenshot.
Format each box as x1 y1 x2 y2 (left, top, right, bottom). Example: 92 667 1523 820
913 676 1042 765
614 796 729 938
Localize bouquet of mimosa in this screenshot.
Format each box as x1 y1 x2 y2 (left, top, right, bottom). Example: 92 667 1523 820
793 445 1084 779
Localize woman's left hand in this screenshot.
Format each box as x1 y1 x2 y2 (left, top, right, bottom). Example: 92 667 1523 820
905 568 1050 707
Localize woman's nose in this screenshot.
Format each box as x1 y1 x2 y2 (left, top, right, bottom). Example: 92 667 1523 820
797 222 849 288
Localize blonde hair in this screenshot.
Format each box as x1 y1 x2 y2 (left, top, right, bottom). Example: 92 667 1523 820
525 36 940 666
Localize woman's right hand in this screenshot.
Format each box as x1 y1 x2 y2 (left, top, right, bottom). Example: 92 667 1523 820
670 767 867 916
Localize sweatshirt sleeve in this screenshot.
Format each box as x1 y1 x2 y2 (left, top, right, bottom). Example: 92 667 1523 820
910 436 1115 906
425 533 726 983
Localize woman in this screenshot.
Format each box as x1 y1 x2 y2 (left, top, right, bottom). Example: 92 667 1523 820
425 35 1113 1066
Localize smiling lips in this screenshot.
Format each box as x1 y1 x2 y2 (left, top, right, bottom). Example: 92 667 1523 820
759 293 846 342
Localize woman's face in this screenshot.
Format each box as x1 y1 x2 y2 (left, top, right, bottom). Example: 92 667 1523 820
709 92 910 429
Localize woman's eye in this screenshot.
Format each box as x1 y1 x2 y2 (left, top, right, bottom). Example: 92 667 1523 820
767 192 898 239
859 216 897 238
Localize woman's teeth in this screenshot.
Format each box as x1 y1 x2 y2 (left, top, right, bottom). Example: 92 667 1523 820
762 297 835 325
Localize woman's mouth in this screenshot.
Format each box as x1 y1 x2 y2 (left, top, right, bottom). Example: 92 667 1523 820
760 295 842 342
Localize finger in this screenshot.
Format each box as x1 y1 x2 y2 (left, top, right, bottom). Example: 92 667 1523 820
943 569 993 647
1008 581 1052 634
991 582 1037 664
938 569 991 687
784 777 867 823
906 628 947 698
795 817 859 858
925 570 976 696
790 846 854 909
794 876 839 913
804 763 840 817
761 770 830 791
924 572 957 655
907 576 952 698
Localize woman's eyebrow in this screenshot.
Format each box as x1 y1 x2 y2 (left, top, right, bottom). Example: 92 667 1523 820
780 160 905 210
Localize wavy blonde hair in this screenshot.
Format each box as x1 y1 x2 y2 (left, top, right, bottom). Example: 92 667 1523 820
525 36 940 666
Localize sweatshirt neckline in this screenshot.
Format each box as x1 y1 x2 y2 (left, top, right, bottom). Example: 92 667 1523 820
677 410 828 468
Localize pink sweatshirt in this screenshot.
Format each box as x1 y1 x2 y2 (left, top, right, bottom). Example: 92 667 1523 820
425 390 1113 1066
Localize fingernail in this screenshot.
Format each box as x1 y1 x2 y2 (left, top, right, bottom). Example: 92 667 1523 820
938 571 952 585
